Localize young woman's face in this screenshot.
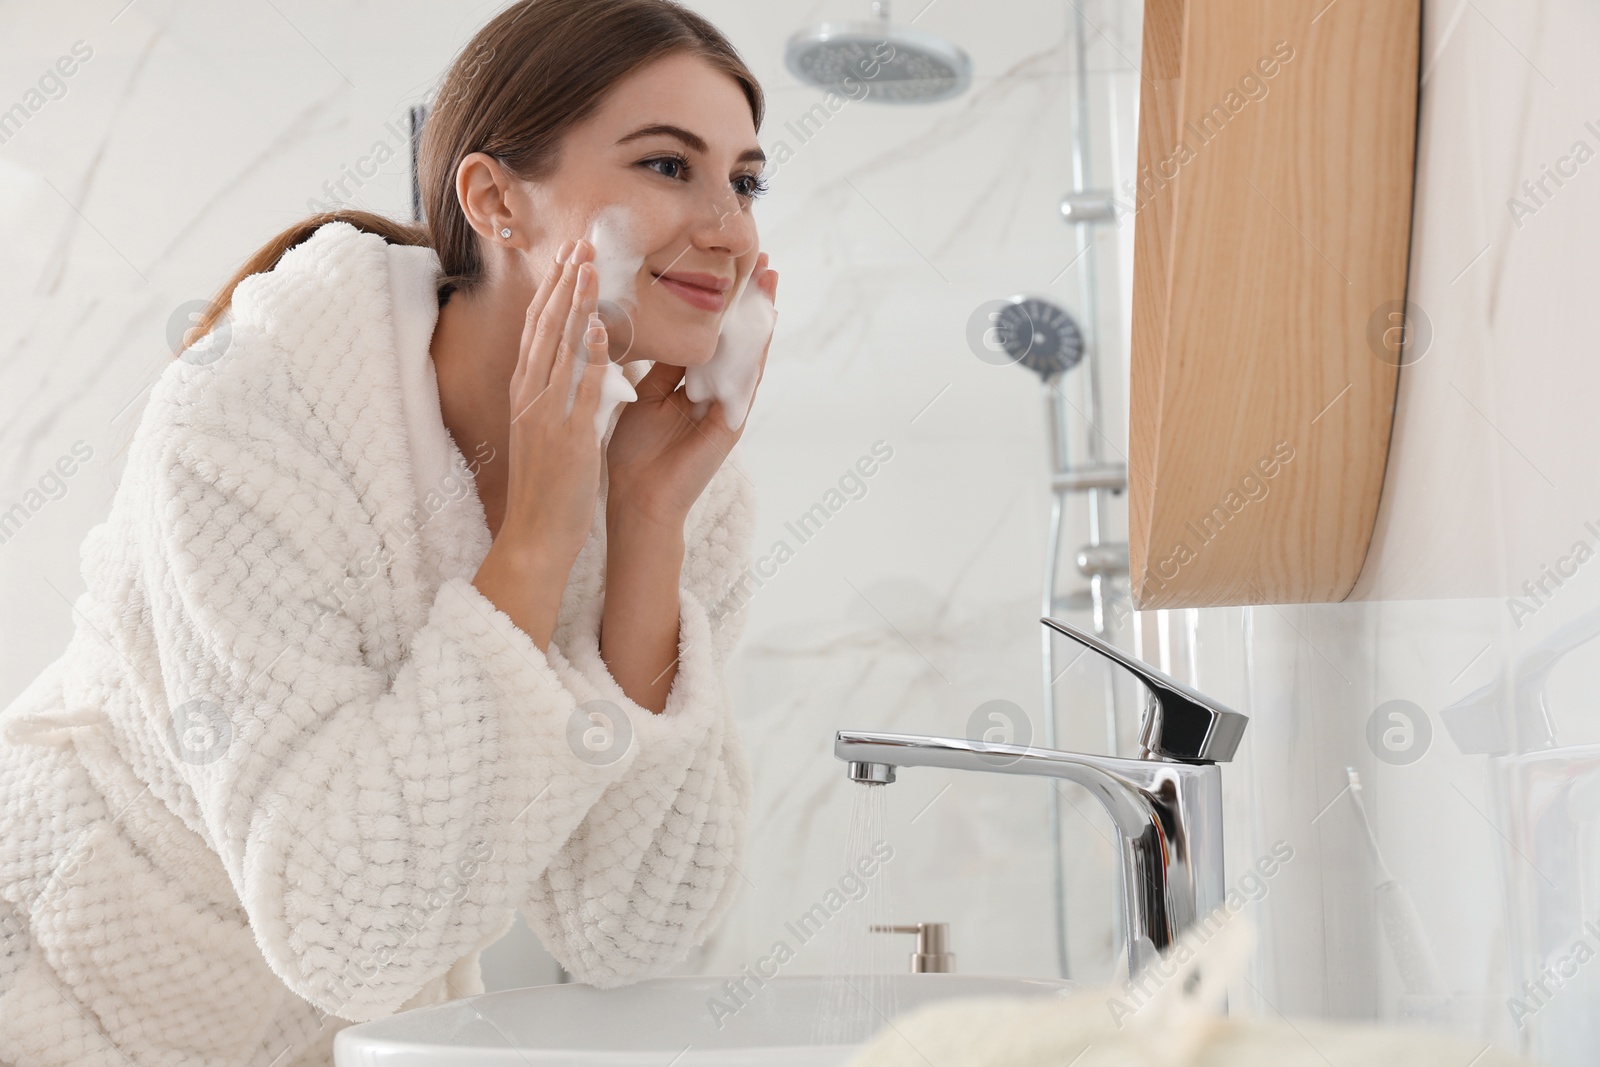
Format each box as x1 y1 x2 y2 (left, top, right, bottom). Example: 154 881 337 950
521 53 767 368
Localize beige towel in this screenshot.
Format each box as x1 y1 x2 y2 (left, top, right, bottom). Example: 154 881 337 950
845 917 1528 1067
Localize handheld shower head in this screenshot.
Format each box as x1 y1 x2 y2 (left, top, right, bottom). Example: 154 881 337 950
991 295 1085 382
785 1 972 105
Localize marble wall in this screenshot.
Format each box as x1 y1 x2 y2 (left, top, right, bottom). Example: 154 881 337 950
4 0 1596 1062
1203 3 1600 1063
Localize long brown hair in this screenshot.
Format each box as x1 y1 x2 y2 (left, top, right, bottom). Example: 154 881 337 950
179 0 763 356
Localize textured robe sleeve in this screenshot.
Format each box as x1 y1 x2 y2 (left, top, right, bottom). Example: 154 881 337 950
518 460 757 987
126 361 754 1023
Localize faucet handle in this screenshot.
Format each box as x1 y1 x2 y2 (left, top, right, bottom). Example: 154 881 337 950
1040 615 1249 763
871 922 954 973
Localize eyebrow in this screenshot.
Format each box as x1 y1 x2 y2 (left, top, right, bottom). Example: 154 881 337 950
616 123 767 166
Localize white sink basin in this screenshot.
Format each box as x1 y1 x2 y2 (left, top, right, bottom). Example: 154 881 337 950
333 973 1071 1065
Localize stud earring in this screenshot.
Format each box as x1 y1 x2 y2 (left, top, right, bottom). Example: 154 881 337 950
500 227 512 239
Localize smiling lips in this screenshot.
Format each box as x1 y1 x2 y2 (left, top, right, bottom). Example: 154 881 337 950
653 270 731 312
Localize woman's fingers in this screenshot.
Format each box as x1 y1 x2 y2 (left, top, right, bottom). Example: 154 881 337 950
514 241 594 423
513 240 575 395
751 265 779 394
749 252 777 305
513 261 579 420
552 259 599 416
572 312 612 420
544 249 591 387
634 358 686 403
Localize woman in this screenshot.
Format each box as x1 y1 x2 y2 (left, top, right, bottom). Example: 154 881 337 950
0 0 775 1062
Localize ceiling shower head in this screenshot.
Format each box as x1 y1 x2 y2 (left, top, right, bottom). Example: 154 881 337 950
785 1 972 105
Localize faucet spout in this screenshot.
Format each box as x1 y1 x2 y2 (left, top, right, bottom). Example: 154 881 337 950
846 760 896 785
834 615 1249 979
835 730 1223 976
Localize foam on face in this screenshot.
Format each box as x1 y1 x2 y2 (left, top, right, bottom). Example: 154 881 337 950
575 202 774 436
556 204 645 447
585 203 645 313
683 271 776 431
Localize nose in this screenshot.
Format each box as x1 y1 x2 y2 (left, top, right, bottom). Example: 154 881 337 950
689 189 758 260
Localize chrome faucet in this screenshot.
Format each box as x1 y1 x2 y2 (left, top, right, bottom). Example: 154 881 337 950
836 615 1248 978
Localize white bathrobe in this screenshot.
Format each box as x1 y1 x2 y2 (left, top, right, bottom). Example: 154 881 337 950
0 220 756 1066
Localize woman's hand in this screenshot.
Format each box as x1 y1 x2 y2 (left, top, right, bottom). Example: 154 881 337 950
472 238 614 651
501 238 615 561
605 252 778 532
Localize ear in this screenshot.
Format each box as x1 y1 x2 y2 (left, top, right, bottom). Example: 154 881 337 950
456 151 522 243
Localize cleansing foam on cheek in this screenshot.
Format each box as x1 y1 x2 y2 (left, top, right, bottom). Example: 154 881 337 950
584 203 645 314
556 203 646 446
683 272 776 431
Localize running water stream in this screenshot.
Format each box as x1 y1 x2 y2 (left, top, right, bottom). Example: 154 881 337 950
808 781 900 1048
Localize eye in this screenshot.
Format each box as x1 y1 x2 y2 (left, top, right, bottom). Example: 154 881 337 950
640 155 771 203
640 153 690 181
734 172 770 200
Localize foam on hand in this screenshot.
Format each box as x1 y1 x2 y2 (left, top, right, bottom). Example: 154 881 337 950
563 328 639 448
683 271 776 431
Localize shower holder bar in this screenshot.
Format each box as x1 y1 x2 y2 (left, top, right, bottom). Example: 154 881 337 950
1076 542 1130 579
1052 463 1127 494
1059 191 1120 224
